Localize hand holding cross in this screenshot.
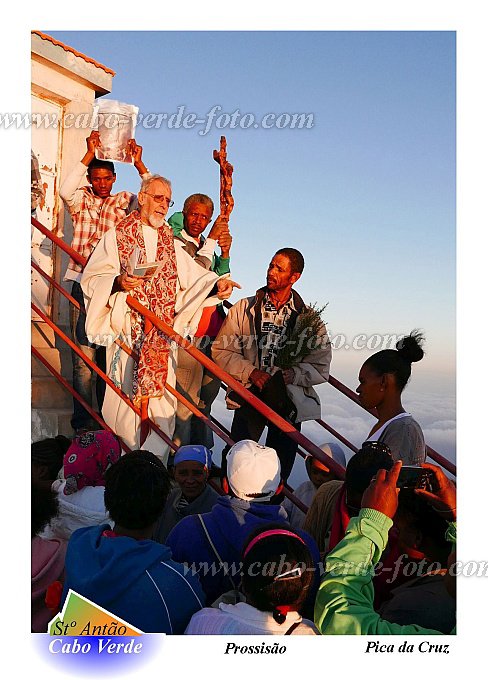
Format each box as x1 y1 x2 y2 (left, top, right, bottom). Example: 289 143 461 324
213 136 234 222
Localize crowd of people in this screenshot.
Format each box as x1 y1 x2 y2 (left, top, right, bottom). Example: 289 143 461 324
31 133 456 635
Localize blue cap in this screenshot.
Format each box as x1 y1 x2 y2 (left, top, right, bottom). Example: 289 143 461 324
174 445 212 470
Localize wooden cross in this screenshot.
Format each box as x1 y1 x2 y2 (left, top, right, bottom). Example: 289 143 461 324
213 136 234 221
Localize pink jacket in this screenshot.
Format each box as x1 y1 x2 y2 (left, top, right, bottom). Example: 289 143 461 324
32 536 67 632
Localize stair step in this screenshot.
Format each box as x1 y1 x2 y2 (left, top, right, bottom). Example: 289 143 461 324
32 348 72 379
31 320 72 349
32 376 72 409
31 320 56 348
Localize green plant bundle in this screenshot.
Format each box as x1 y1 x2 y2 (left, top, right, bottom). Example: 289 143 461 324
275 302 328 370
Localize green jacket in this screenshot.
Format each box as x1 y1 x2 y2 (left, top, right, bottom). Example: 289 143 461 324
168 211 230 276
314 507 456 635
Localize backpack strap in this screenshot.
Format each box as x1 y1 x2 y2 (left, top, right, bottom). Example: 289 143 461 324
197 514 238 590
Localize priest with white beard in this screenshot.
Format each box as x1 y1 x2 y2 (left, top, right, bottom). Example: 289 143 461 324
81 174 239 462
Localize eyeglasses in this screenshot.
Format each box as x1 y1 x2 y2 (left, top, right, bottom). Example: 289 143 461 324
144 193 174 207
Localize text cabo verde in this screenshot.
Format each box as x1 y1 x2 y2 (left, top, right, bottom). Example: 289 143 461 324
49 638 143 655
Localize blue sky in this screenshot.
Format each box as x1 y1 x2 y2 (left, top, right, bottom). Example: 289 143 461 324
46 30 456 467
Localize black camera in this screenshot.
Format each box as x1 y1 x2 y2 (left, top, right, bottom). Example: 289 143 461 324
396 466 435 492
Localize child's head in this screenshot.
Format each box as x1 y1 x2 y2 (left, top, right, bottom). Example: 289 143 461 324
305 442 346 488
224 440 282 502
104 450 172 531
32 435 71 482
63 430 121 495
241 523 314 624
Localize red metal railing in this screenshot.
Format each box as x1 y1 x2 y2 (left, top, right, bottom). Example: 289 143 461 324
31 217 345 478
31 220 321 508
32 301 177 451
31 215 456 512
32 345 131 455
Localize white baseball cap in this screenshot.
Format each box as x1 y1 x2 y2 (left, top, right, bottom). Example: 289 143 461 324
226 440 281 502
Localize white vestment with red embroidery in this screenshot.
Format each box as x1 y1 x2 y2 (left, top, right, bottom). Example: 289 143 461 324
81 217 223 462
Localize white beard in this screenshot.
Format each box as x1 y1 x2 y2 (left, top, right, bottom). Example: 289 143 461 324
147 213 166 229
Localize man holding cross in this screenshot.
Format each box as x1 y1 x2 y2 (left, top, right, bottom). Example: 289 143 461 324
168 137 235 450
169 194 233 449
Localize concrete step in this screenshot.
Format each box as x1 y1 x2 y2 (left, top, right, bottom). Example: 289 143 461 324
31 320 72 350
32 408 73 441
32 347 72 380
32 349 62 377
32 320 56 349
32 376 72 409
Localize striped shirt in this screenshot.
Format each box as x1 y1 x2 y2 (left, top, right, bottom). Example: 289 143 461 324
60 161 148 281
260 292 296 371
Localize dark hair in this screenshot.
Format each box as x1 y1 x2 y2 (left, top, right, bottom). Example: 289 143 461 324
397 489 452 564
104 450 172 530
345 444 394 498
32 482 59 538
241 523 314 623
87 159 115 177
274 248 305 275
32 436 71 480
363 330 425 391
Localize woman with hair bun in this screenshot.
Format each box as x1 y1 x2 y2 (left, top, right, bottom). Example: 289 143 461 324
184 523 318 635
356 330 426 465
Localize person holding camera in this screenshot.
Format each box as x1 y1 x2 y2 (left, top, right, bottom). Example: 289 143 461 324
314 461 457 635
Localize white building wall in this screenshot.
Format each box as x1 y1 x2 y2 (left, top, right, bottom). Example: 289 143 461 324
31 33 114 440
31 37 113 326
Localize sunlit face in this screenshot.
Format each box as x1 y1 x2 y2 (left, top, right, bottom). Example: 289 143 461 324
173 460 207 501
139 179 172 229
183 202 213 238
356 363 385 409
266 254 300 292
88 168 116 198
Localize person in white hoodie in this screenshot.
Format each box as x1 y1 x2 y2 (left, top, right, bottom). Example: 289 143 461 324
185 523 318 635
41 430 121 541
